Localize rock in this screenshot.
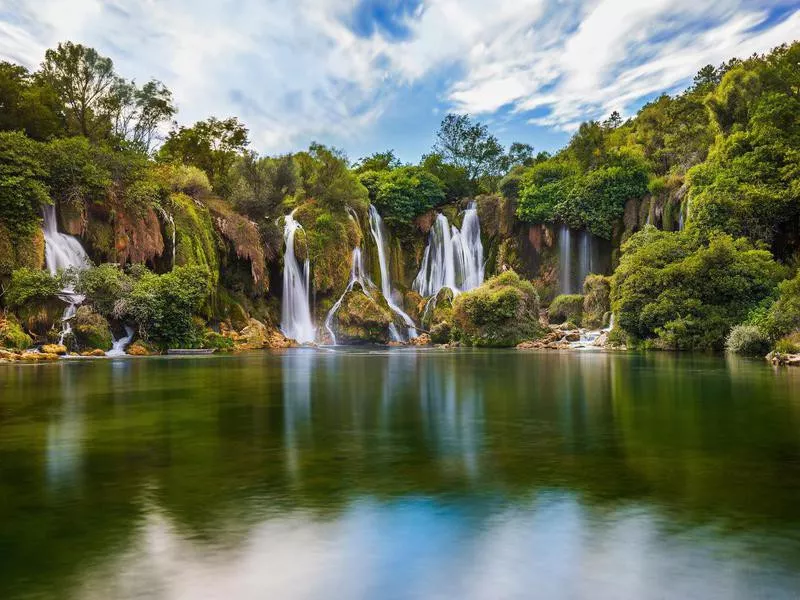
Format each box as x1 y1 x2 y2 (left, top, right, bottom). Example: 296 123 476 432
387 341 405 347
410 333 431 346
516 340 544 350
0 349 21 361
563 332 581 342
328 290 393 345
80 349 107 357
237 318 269 349
20 351 59 361
592 332 609 347
127 342 154 356
41 344 68 355
72 306 113 351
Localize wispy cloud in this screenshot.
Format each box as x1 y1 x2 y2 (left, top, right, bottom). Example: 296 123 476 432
0 0 797 154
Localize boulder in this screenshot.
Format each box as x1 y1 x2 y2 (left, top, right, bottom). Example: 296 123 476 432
72 306 113 351
127 342 154 356
41 344 68 355
20 351 59 361
328 290 393 345
81 349 107 357
410 333 431 346
0 349 21 361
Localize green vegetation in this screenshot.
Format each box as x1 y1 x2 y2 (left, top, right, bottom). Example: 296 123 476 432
452 271 544 347
71 306 113 351
549 294 585 326
582 275 611 329
725 325 771 356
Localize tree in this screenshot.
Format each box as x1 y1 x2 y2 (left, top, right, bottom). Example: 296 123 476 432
353 150 401 173
0 131 49 239
0 61 64 140
106 79 176 153
506 142 535 168
433 114 505 183
294 143 368 211
373 166 445 226
40 42 117 139
420 152 474 201
159 117 249 196
603 111 623 129
230 152 297 221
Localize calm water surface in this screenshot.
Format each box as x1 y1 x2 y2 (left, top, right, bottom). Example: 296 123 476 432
1 349 799 599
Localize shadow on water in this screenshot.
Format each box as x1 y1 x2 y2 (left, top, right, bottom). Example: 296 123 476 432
1 350 799 599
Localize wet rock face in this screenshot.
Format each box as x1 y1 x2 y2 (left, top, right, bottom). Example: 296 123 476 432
330 290 393 345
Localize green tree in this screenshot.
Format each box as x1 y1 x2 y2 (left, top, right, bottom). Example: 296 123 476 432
106 79 176 153
433 114 505 184
353 150 401 173
159 117 249 195
40 42 117 139
0 131 49 239
373 166 445 226
420 152 474 201
229 152 297 221
0 61 64 140
293 143 367 211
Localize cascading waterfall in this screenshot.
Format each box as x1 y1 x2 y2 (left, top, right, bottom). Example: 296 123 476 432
579 230 594 285
368 205 418 339
42 205 91 344
280 212 316 344
323 247 374 345
559 224 573 295
413 202 484 298
107 325 135 357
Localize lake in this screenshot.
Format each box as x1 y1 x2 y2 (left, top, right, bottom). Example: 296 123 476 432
1 349 799 599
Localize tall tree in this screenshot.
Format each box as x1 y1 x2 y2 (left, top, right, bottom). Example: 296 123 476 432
433 114 505 182
0 62 64 140
106 79 176 153
40 42 117 138
353 150 401 173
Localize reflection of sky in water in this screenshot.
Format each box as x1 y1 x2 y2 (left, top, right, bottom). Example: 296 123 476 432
76 493 800 600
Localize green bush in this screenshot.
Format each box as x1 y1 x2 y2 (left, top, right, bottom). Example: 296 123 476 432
76 264 132 317
452 270 544 347
725 325 771 356
429 321 452 344
71 305 113 351
774 333 800 354
116 265 211 350
0 315 32 350
549 294 584 326
762 272 800 339
6 267 65 309
203 331 235 351
582 275 610 328
373 166 445 227
0 132 49 239
611 229 785 350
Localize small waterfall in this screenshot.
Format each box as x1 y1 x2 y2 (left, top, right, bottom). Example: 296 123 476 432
323 247 373 345
280 212 315 344
42 205 91 344
413 202 484 298
368 205 418 339
578 230 593 286
559 224 573 295
155 206 176 269
107 325 134 357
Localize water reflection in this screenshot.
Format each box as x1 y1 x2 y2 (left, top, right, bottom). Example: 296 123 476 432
0 350 799 599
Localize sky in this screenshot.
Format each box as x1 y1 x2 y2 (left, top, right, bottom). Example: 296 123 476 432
0 0 798 163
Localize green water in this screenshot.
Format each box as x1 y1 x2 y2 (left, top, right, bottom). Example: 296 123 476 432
1 349 799 599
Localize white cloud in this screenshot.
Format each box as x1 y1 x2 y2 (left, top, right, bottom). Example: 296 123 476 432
0 0 797 152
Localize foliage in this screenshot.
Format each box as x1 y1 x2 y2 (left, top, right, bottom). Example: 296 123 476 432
293 143 367 211
0 61 64 140
0 315 32 350
159 117 249 195
116 265 211 350
452 270 544 347
0 131 49 239
611 229 785 350
75 264 132 317
44 137 112 207
372 166 445 227
156 164 212 198
105 78 176 153
5 268 65 309
203 330 236 352
762 271 800 339
549 294 584 326
582 275 610 328
71 305 113 351
433 114 506 184
725 325 771 356
229 152 296 221
353 150 401 173
774 333 800 354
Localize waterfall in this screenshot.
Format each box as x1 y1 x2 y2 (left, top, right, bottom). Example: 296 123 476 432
323 247 374 345
107 325 134 357
155 206 176 270
42 205 91 344
578 230 593 287
413 202 484 298
559 224 573 295
368 205 418 339
280 212 315 344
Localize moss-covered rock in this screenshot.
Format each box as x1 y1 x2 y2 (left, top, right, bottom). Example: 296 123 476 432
330 287 393 344
172 192 220 286
72 306 113 351
419 287 454 330
127 341 156 356
41 343 67 355
452 270 545 347
0 223 45 281
549 294 584 326
0 315 33 350
582 275 611 329
429 321 452 344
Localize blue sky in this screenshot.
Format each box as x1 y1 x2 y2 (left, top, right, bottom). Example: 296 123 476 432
1 1 798 163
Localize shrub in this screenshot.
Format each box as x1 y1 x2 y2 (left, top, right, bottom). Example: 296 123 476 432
611 229 785 350
429 321 452 344
0 132 49 240
774 333 800 355
203 331 235 352
76 264 132 317
762 272 800 339
582 275 610 328
71 306 113 351
6 268 65 309
373 166 445 227
0 315 32 350
116 265 211 350
549 294 584 326
452 270 544 347
725 325 771 356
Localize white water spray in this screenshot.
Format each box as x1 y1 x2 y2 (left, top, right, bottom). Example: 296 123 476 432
368 205 418 339
280 212 316 344
107 325 135 357
413 202 484 298
42 205 91 344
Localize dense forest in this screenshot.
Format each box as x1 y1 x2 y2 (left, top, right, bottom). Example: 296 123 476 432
0 40 798 358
